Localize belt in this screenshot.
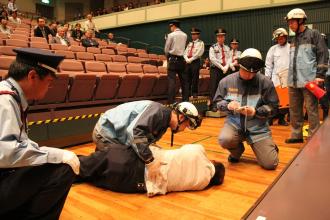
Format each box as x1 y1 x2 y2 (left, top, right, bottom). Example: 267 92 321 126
0 168 16 178
168 54 183 59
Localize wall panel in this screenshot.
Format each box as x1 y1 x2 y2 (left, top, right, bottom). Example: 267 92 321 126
107 1 330 56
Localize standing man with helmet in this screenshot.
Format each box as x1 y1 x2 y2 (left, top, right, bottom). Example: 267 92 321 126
209 28 230 112
0 48 79 219
228 38 242 73
91 100 202 186
265 28 290 126
164 20 187 104
285 8 329 143
183 27 205 100
213 48 280 170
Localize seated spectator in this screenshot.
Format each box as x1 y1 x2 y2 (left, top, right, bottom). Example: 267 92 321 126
128 2 134 10
63 23 71 38
0 8 8 20
34 17 53 43
8 9 20 25
7 0 17 15
51 26 71 47
0 17 12 36
105 32 116 44
102 8 108 15
48 21 57 37
202 57 210 70
81 30 99 48
112 5 119 12
71 23 84 42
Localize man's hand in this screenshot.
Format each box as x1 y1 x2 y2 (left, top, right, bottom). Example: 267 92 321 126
146 158 167 182
238 106 256 117
227 101 241 111
62 150 80 175
314 78 324 85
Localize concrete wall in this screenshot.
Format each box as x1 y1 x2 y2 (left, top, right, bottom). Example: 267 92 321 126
71 0 322 30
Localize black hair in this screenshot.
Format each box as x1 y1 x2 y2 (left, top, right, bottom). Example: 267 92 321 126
7 60 51 81
209 161 225 186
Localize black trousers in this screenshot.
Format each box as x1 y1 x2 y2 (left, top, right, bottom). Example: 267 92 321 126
167 55 185 104
182 59 201 100
209 66 226 107
78 144 146 194
320 76 330 119
0 164 75 220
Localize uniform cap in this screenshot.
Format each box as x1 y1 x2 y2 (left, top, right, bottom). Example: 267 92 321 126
13 48 65 78
215 28 226 35
191 27 201 34
230 38 239 44
168 20 180 27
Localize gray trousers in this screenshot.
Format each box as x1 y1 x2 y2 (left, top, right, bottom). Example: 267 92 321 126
288 87 320 138
218 123 279 170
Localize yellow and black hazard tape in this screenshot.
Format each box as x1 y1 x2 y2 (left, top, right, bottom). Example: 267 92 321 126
28 113 103 126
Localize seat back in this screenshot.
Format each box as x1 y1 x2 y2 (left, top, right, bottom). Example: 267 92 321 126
30 42 50 50
112 55 127 63
50 44 68 51
0 46 18 56
126 63 143 75
0 56 15 79
38 73 70 104
107 63 127 75
76 52 95 61
87 47 101 54
5 39 28 47
143 65 158 74
94 54 112 62
54 50 75 59
127 56 142 64
101 48 116 55
70 45 86 52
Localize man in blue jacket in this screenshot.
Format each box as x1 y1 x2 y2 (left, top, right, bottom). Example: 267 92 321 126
284 8 329 143
91 101 202 186
214 48 279 170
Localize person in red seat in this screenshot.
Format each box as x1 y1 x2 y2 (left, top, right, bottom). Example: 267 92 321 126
81 30 99 48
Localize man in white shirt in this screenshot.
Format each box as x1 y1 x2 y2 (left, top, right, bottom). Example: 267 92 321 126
84 14 98 37
164 20 187 104
77 143 225 196
183 27 205 100
228 38 241 73
265 28 290 126
51 26 71 47
0 17 12 37
8 10 21 25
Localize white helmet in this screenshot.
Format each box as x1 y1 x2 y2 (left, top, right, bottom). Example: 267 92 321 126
285 8 307 21
272 28 288 40
238 48 264 73
174 102 202 130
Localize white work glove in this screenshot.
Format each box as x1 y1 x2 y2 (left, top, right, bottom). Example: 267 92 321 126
314 77 324 85
227 100 241 111
62 150 80 175
223 64 229 74
230 63 236 71
237 106 256 117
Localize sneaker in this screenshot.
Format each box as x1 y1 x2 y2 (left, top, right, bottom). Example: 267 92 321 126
285 138 304 144
228 155 240 163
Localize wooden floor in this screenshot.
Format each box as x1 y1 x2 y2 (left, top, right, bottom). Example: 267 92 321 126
60 117 302 220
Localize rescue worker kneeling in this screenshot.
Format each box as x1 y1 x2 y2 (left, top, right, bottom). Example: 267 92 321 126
77 144 225 196
214 48 280 170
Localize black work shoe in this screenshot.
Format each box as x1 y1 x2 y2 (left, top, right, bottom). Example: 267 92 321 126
228 155 240 163
278 119 289 126
285 138 304 144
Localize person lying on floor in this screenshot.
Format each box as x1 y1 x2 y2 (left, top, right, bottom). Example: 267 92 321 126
77 143 225 197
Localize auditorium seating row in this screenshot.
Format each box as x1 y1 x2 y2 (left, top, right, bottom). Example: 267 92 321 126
0 56 210 108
